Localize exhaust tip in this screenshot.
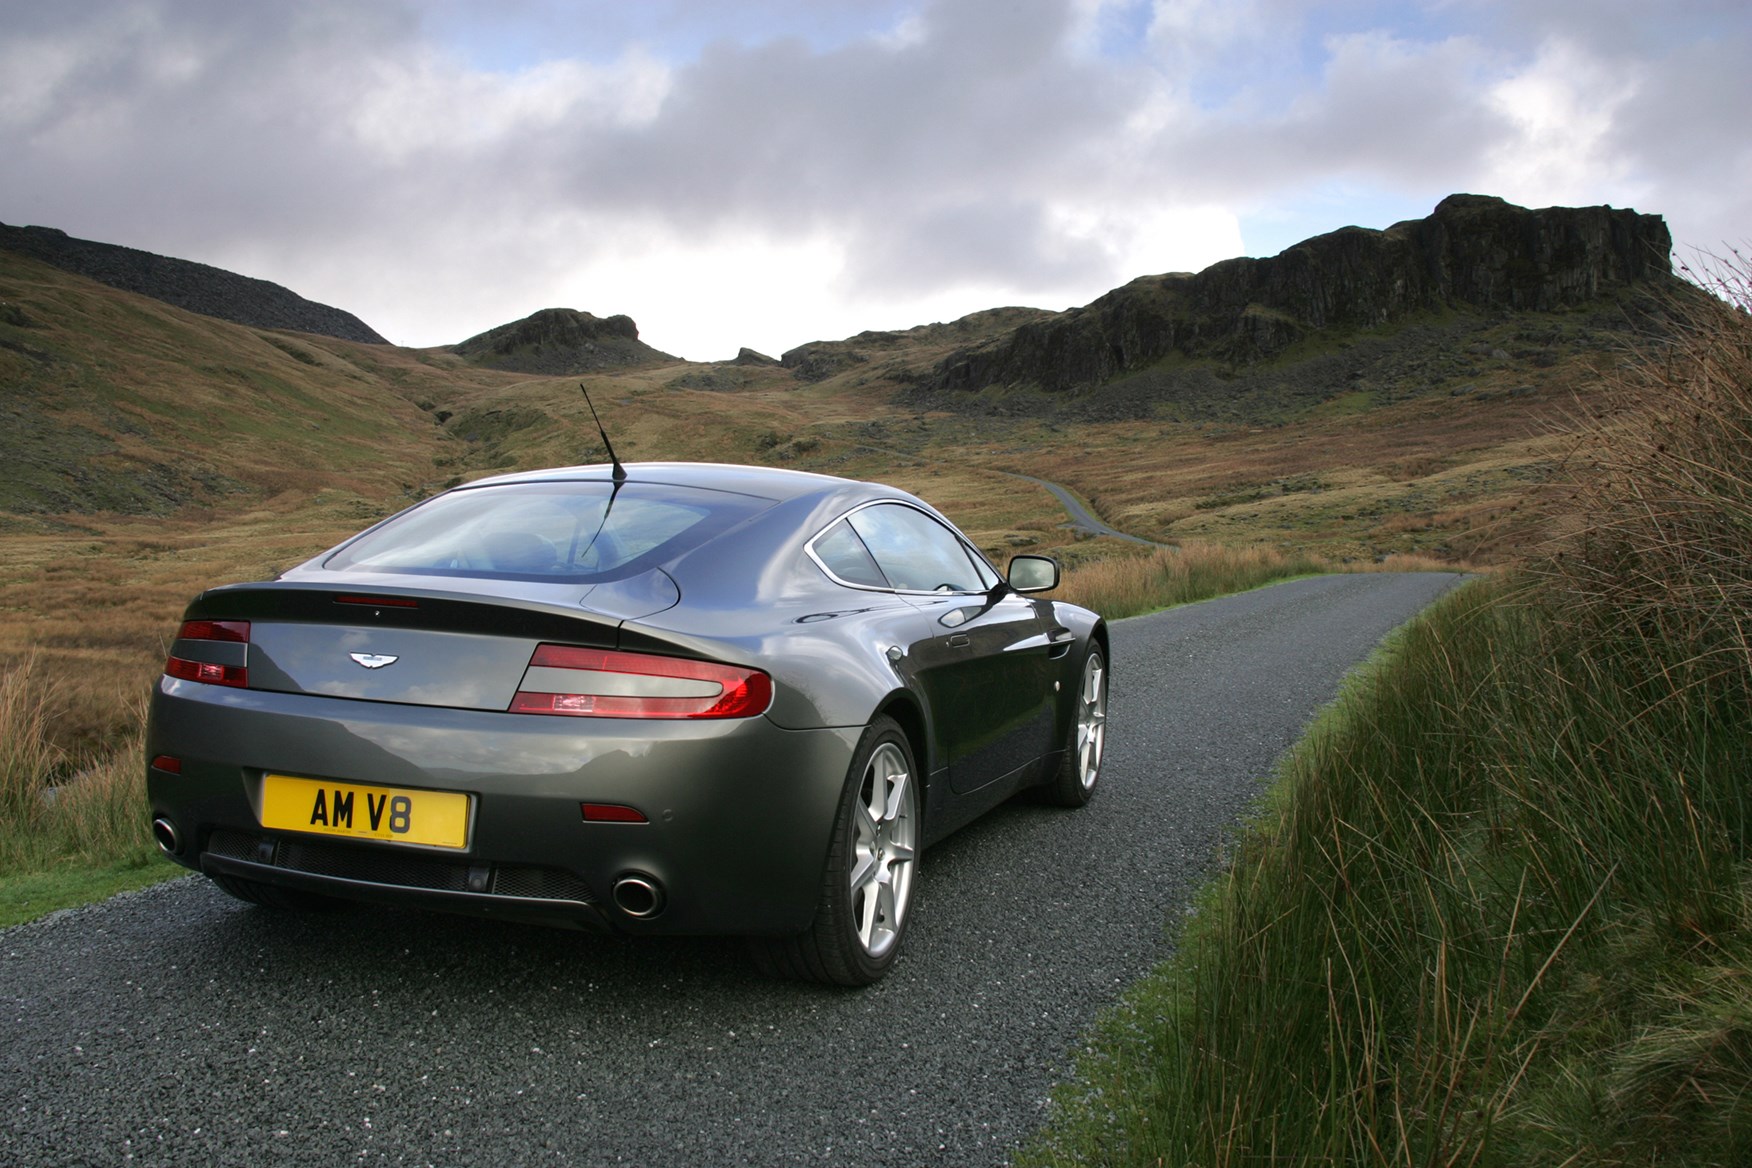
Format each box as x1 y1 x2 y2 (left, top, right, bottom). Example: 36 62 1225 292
151 817 181 858
612 873 665 919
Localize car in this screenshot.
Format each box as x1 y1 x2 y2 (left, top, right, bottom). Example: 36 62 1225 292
146 461 1109 985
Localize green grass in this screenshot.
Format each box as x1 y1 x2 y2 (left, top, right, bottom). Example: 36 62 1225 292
1024 575 1752 1166
1021 257 1752 1166
0 856 180 929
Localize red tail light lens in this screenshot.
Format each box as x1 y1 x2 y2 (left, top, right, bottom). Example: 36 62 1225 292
511 645 773 719
165 619 250 688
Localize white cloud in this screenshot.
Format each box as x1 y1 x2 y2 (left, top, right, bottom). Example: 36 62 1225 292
1483 38 1641 208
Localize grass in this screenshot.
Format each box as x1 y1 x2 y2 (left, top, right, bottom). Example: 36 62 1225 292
1021 255 1752 1165
0 655 171 926
1055 541 1330 619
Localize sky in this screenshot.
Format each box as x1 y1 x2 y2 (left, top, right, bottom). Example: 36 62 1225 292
2 1 1748 362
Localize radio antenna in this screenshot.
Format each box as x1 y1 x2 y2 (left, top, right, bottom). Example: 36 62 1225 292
579 383 627 482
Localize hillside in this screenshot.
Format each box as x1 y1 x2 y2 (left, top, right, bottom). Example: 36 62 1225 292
0 193 1687 755
0 223 388 344
918 194 1674 404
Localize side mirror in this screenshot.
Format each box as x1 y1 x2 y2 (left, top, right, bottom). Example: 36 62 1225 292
1007 554 1060 593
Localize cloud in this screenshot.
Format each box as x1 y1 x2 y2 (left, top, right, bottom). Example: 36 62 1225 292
0 0 1748 357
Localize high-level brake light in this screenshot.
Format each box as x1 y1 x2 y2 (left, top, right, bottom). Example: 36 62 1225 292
511 645 772 719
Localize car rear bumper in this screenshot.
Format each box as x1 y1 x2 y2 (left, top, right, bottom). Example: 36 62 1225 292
146 675 860 935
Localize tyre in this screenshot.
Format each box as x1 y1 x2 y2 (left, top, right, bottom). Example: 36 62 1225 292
208 873 338 912
751 715 919 986
1044 645 1107 807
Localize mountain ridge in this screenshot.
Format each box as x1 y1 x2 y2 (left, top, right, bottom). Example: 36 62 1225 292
917 194 1677 399
0 222 389 345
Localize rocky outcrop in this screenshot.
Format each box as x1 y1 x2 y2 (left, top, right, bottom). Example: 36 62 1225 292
0 223 389 344
451 308 672 374
781 340 870 383
925 195 1677 395
782 307 1060 384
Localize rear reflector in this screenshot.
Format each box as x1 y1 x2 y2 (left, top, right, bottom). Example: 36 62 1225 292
150 755 183 774
164 619 250 688
581 802 649 823
511 645 773 719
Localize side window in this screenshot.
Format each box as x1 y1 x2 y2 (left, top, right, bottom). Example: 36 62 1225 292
846 503 989 593
810 519 890 589
963 541 1001 591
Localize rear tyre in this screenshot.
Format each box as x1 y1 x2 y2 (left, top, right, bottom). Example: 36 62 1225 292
750 715 919 986
208 873 338 912
1044 646 1107 807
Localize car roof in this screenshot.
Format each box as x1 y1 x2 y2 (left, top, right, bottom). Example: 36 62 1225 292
460 461 875 504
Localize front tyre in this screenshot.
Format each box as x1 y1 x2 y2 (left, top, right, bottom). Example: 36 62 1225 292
1045 646 1107 807
751 715 919 986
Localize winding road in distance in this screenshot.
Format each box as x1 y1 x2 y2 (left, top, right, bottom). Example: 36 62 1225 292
2 572 1463 1167
1003 472 1171 546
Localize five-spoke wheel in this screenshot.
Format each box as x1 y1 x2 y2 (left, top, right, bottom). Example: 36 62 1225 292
847 738 917 961
751 715 919 986
1046 646 1107 806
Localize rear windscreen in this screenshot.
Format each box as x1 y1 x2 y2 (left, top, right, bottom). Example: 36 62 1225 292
322 481 772 583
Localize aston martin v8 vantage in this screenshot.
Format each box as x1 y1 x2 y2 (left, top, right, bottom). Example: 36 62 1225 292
146 462 1109 984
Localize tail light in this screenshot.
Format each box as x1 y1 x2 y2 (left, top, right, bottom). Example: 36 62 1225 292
164 619 250 688
511 645 772 719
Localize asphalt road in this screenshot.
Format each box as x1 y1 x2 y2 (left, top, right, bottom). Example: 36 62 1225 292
3 572 1464 1167
1002 473 1169 546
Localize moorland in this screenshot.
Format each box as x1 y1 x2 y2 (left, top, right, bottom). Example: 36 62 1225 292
11 193 1750 1163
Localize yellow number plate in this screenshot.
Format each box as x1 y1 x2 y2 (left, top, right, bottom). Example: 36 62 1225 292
260 775 471 850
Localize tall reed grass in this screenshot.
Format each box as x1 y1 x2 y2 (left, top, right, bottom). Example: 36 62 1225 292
1024 260 1752 1165
0 655 154 874
1055 541 1329 619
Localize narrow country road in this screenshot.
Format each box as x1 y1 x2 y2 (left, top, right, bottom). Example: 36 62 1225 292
2 572 1464 1167
1002 472 1169 546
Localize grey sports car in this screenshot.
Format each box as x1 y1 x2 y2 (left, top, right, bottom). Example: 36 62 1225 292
146 461 1108 984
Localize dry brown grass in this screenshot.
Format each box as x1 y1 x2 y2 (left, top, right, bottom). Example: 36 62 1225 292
0 654 61 828
0 651 151 871
0 501 382 758
1054 541 1329 619
0 250 1580 849
1540 252 1752 691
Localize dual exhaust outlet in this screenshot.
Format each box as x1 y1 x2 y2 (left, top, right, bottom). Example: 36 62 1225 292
151 815 665 920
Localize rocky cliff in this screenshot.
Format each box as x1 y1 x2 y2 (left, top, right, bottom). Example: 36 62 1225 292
451 307 672 374
924 195 1677 396
0 223 389 344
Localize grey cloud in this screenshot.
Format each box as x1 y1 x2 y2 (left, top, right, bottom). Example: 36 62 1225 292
2 0 1747 351
545 0 1145 293
844 199 1118 292
1128 29 1508 204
